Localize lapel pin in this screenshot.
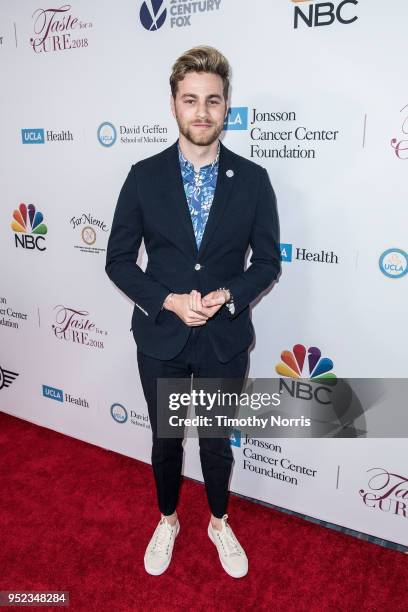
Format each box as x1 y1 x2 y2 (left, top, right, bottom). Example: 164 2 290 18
226 169 234 178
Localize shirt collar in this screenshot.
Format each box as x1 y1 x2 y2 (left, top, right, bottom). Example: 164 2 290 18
178 139 220 175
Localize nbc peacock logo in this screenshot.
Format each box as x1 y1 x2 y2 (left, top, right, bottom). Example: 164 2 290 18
11 203 48 251
276 344 336 384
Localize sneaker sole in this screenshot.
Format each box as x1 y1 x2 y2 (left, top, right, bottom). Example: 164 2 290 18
207 524 248 578
144 522 180 576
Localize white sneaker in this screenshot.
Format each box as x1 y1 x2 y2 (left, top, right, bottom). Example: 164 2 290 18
208 514 248 578
144 516 180 575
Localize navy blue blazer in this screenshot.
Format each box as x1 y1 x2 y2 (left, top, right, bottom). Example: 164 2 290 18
105 139 281 362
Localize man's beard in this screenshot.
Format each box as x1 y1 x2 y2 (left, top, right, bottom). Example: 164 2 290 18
175 112 224 147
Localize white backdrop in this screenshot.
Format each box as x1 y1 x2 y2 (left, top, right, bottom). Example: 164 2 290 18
1 0 407 546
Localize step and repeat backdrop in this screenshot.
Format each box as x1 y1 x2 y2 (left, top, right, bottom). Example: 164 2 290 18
1 1 407 546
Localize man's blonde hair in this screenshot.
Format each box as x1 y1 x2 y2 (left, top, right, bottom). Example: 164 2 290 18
170 45 230 101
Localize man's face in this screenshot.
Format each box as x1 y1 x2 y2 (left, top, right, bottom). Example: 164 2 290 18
170 71 228 146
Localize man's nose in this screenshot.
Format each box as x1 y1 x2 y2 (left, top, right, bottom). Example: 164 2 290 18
196 102 209 118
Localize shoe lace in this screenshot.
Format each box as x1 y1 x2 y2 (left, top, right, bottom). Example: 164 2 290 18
217 514 243 557
152 517 173 554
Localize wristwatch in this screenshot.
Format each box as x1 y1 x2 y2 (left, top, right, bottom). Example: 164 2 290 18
217 287 235 315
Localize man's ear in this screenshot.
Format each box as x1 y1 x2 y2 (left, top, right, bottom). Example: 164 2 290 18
170 94 176 118
224 100 229 120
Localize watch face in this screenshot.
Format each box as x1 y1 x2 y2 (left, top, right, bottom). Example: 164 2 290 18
82 226 96 245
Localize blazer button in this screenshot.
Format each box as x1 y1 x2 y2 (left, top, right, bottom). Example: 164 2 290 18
194 263 201 271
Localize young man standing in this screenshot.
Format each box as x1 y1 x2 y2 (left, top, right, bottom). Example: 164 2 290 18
106 46 280 578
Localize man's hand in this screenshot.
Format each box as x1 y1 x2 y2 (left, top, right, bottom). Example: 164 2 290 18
163 292 209 326
201 289 230 314
163 289 229 325
190 289 224 319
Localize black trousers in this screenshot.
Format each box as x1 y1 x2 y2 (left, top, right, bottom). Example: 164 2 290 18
137 324 249 519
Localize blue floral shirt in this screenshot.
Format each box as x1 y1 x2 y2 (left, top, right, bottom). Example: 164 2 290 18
178 140 220 249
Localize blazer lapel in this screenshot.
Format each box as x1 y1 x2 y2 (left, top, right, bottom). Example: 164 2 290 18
162 139 236 260
197 140 235 259
163 141 198 259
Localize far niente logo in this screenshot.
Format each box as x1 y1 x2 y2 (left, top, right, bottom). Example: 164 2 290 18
276 344 336 383
140 0 167 31
11 203 48 235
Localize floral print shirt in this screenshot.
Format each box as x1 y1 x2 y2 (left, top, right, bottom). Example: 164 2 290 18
178 140 220 249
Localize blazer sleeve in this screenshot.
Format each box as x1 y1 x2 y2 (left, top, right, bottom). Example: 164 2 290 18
223 167 281 319
105 164 170 322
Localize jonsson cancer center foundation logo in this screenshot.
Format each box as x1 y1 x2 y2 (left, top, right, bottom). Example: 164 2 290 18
11 203 48 251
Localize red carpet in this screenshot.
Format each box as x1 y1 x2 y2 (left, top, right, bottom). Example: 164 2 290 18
0 410 407 612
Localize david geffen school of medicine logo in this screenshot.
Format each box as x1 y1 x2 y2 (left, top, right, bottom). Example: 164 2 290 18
379 248 408 279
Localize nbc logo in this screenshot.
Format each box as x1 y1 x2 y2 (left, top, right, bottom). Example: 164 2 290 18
276 344 336 404
276 344 336 382
292 0 358 30
11 203 48 251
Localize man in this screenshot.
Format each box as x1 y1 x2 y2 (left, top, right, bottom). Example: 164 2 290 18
105 45 280 578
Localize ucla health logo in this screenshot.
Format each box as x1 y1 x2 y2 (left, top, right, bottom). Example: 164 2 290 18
21 128 44 144
224 107 248 131
0 365 19 390
379 248 408 279
140 0 167 30
276 344 336 383
43 385 64 402
43 384 89 407
280 242 339 264
21 127 73 144
97 122 117 147
11 203 48 251
280 243 293 262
